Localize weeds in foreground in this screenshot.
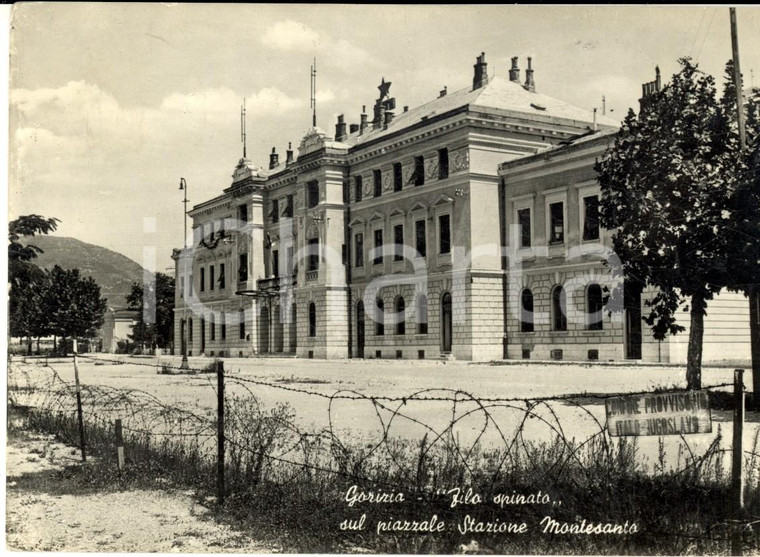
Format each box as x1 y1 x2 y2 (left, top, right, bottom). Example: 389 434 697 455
7 361 760 555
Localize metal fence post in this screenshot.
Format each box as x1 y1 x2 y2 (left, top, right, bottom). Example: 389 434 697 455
731 368 745 556
216 360 225 505
115 418 125 474
73 339 86 462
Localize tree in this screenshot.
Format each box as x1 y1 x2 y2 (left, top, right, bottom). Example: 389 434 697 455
44 265 108 355
596 58 744 390
719 60 760 399
9 271 51 355
8 215 59 352
8 215 59 282
126 272 175 354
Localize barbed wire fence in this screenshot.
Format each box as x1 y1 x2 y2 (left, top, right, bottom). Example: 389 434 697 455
7 354 759 554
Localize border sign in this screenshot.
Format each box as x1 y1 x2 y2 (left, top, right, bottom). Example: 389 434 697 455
605 390 712 437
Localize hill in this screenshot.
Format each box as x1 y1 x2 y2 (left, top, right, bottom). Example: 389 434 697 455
22 236 146 309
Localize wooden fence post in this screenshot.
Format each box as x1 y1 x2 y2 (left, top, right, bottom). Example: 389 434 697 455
73 339 86 463
731 368 745 556
115 419 125 473
216 360 225 505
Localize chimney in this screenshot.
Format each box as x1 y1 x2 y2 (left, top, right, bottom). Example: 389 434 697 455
473 52 488 89
384 110 394 128
523 57 536 92
335 114 347 141
360 106 368 134
638 66 662 112
439 86 448 98
269 147 279 170
509 56 520 83
377 103 386 129
349 123 359 134
286 142 294 165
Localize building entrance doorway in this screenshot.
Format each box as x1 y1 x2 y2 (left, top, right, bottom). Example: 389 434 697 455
625 282 642 360
180 319 186 357
441 292 452 353
290 304 297 353
356 301 365 358
260 305 270 354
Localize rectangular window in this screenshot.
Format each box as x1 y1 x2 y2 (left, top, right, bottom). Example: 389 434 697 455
200 268 205 292
308 238 319 271
238 253 248 282
209 265 215 291
271 199 279 223
208 223 214 242
549 202 564 244
219 219 225 238
373 169 382 197
517 208 531 248
210 315 216 341
239 204 248 222
354 176 363 202
307 181 319 208
439 214 451 254
414 156 425 186
415 219 426 257
393 224 404 261
354 233 364 267
221 314 226 340
393 163 403 192
180 276 185 299
438 148 449 180
239 311 246 339
219 263 225 290
189 274 193 296
272 249 279 278
374 229 383 265
283 195 293 217
583 195 600 241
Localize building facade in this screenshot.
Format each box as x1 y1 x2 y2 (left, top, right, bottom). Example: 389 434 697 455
172 53 751 363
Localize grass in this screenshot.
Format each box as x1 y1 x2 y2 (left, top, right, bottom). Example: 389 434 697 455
9 383 760 555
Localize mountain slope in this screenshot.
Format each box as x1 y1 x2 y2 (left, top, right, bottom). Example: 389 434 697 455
21 236 146 309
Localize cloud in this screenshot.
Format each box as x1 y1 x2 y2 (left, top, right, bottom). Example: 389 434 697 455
261 19 321 51
330 39 373 67
162 86 303 116
261 20 377 71
315 89 335 103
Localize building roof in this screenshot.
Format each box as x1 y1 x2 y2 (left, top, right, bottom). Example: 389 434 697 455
344 77 620 147
498 127 618 173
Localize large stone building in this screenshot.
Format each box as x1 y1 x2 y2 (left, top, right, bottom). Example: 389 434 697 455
172 53 751 363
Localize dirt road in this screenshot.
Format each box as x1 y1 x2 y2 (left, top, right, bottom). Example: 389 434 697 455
6 430 278 553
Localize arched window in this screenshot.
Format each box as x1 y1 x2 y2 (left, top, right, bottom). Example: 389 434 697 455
395 296 406 335
308 302 316 337
417 294 428 334
210 313 216 341
520 289 534 333
220 312 226 340
587 283 604 331
238 309 245 339
376 298 385 336
552 285 567 331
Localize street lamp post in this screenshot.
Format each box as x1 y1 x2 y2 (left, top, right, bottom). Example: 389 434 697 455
179 177 189 370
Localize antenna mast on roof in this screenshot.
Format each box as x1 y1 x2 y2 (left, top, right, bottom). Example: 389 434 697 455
240 99 247 159
311 58 317 128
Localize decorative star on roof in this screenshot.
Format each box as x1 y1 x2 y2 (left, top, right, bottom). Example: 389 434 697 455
378 78 392 101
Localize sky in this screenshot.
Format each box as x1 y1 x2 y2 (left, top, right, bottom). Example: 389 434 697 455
8 4 760 274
